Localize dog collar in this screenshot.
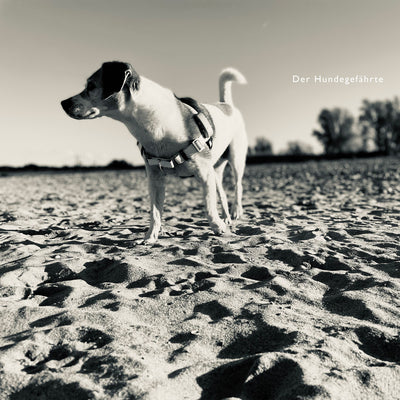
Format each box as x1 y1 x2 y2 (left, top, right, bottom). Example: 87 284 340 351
137 97 214 170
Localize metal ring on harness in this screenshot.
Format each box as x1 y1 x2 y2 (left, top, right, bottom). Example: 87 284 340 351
137 96 215 171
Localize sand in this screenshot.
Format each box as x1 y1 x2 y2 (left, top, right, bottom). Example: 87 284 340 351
0 157 399 400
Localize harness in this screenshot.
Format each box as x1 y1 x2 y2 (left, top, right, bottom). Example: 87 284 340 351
137 96 214 170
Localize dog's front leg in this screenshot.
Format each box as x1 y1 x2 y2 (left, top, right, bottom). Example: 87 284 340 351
143 166 166 243
200 167 227 235
214 161 232 225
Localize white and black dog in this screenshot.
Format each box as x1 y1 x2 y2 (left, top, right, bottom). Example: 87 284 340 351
61 61 248 243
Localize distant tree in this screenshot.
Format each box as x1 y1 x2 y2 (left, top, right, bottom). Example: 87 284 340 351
283 141 314 156
249 137 273 155
313 108 356 154
393 112 400 153
359 98 400 154
358 121 376 152
106 159 134 170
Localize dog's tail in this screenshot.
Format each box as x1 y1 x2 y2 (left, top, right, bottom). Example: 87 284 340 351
219 67 247 105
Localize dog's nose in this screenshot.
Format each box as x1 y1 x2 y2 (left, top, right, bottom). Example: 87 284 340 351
61 98 72 113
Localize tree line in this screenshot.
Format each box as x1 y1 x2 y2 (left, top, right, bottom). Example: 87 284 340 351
250 97 400 156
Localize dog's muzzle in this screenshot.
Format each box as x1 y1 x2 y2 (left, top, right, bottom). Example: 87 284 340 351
61 98 99 119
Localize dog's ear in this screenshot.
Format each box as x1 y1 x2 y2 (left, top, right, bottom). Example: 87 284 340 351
125 69 140 92
101 61 140 100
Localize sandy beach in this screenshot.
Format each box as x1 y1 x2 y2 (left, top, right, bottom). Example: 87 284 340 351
0 157 399 399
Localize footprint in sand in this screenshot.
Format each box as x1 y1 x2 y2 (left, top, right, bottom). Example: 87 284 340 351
323 291 377 322
23 343 83 374
241 266 273 281
268 246 351 271
29 312 73 328
10 380 95 400
80 258 130 287
191 279 217 293
167 331 200 362
33 284 73 307
212 252 247 264
0 286 31 301
235 225 264 236
237 357 326 400
195 356 258 399
80 354 143 391
196 355 325 400
355 326 400 363
193 300 232 321
43 261 78 283
78 291 119 309
288 228 316 242
317 255 351 272
78 327 113 349
169 332 198 344
168 258 203 267
313 271 381 322
218 322 298 359
128 273 174 296
267 247 305 268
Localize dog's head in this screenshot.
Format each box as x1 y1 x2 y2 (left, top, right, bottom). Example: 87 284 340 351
61 61 140 120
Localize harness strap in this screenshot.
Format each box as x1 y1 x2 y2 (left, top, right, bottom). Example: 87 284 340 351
137 96 214 170
138 135 211 169
178 97 215 146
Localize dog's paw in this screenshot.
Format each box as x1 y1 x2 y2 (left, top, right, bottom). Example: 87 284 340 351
136 231 159 245
223 216 233 226
231 205 243 220
210 219 227 236
135 237 157 245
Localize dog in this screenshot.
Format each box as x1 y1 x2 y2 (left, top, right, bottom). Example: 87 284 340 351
61 61 248 243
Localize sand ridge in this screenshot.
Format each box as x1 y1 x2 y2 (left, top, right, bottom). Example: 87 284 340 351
0 158 399 399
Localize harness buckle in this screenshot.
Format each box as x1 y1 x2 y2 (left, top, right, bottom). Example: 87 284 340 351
192 137 206 153
158 159 175 169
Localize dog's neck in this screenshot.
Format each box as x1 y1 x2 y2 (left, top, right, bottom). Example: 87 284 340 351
112 77 190 157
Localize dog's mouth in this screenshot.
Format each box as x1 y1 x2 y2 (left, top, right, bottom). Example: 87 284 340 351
83 108 100 119
61 99 101 120
68 108 100 120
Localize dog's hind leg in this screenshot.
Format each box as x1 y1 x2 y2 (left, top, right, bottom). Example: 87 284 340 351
228 136 247 220
199 166 227 235
143 166 166 243
214 159 231 225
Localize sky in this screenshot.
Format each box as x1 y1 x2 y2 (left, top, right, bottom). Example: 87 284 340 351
1 0 400 166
